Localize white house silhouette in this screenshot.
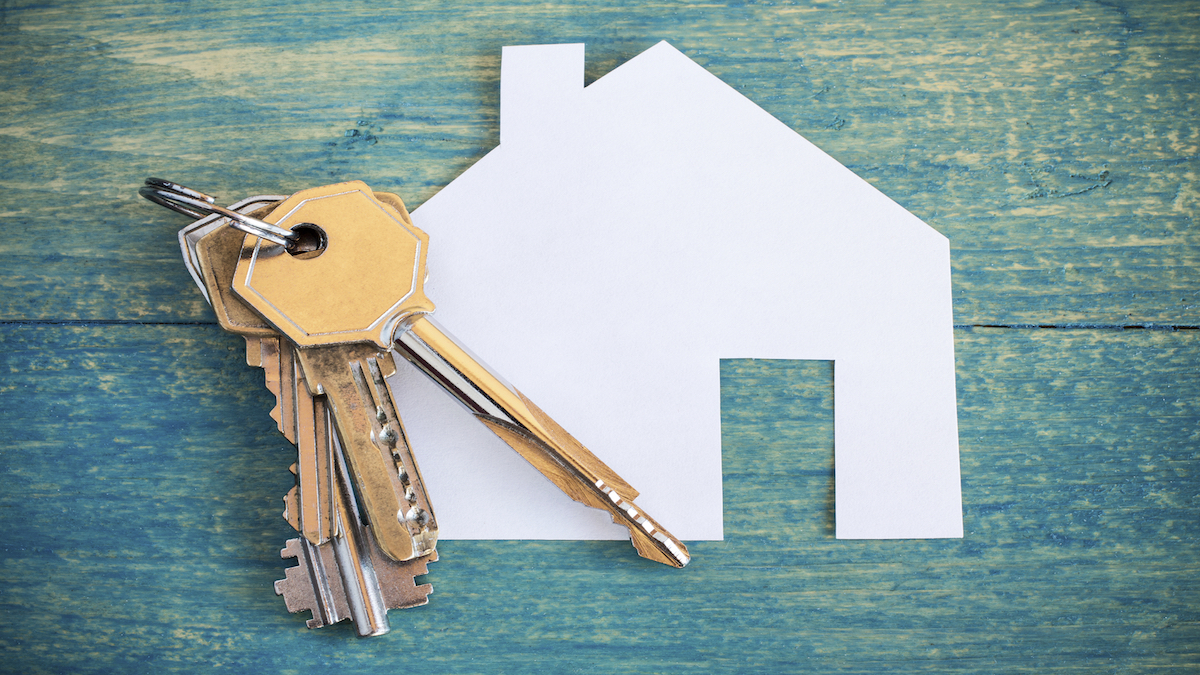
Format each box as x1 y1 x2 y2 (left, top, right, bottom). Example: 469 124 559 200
397 41 962 541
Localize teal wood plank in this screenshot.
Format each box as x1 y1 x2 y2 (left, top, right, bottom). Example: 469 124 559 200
0 0 1196 324
3 0 1198 671
1 325 1197 672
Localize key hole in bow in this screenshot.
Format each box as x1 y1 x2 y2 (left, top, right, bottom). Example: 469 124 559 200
288 223 327 259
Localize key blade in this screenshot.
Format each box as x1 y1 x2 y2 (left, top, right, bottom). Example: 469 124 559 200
297 343 437 563
396 317 690 568
294 354 335 545
245 334 335 544
478 415 689 568
274 537 349 630
510 391 688 566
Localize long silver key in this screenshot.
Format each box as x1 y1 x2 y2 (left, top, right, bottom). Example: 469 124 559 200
397 317 690 567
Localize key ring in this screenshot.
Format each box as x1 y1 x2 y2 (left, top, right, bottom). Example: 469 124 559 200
140 178 298 249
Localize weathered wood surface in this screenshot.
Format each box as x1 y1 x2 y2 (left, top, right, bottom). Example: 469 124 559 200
1 0 1197 672
2 0 1197 326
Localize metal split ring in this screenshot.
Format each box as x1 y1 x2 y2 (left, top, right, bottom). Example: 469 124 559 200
139 178 297 248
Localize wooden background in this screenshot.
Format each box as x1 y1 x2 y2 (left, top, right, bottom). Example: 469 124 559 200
2 0 1197 672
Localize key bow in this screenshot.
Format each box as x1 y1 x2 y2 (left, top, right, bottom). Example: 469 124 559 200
232 181 435 349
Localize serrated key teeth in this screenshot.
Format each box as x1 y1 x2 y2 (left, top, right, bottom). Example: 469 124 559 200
372 550 437 611
283 485 300 532
274 540 319 616
280 537 303 561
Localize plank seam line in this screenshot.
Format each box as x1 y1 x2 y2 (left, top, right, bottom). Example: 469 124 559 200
0 319 215 327
957 323 1199 331
2 321 1197 331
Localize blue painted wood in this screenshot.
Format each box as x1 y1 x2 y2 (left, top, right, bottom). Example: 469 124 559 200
2 325 1197 672
1 0 1197 326
1 0 1198 672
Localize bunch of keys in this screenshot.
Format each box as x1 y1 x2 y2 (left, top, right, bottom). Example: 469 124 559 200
140 178 688 637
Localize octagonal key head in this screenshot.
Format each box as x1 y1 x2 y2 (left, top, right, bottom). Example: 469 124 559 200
232 181 435 349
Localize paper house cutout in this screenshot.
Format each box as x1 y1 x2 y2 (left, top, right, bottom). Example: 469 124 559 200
395 41 961 541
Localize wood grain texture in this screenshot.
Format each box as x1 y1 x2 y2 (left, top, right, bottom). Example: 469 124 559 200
1 326 1197 672
0 0 1196 324
1 0 1198 672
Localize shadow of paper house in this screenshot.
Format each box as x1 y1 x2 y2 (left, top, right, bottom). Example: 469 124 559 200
402 41 961 541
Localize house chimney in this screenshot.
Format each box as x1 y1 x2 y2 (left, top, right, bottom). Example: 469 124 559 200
500 44 584 147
